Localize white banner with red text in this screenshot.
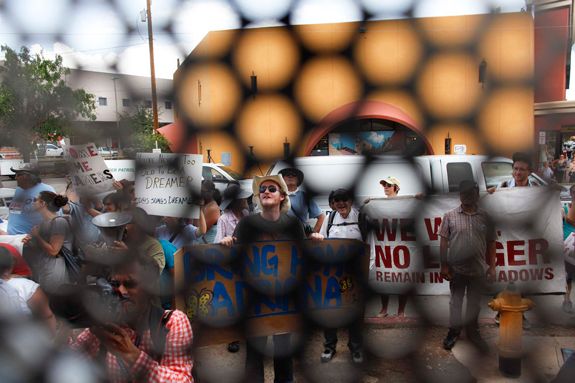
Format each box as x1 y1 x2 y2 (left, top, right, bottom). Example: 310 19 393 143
364 187 565 295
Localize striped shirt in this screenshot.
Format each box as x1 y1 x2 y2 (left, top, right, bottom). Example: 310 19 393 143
438 206 497 277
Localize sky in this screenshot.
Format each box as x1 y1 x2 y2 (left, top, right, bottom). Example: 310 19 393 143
0 0 545 83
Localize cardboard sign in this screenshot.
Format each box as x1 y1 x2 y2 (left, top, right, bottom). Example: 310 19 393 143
104 160 136 182
174 239 369 348
62 143 115 197
134 153 202 219
364 187 565 295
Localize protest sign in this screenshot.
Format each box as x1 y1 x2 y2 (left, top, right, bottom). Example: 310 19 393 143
134 153 202 219
174 239 369 348
104 160 136 182
62 143 115 197
364 187 565 295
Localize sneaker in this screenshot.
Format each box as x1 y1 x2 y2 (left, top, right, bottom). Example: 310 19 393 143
443 329 460 350
494 313 500 325
352 351 364 364
522 315 531 329
563 301 574 314
227 341 239 353
468 332 489 354
321 349 336 363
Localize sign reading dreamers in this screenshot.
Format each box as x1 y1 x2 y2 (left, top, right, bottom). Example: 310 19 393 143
62 143 115 197
364 187 565 295
174 239 369 348
135 153 202 219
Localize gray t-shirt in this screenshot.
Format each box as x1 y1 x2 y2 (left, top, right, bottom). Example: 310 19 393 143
68 201 100 249
37 216 73 293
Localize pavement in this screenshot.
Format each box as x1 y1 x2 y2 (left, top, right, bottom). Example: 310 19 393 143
192 295 575 383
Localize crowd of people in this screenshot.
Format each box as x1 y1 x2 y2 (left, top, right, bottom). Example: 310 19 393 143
539 141 575 183
0 151 573 382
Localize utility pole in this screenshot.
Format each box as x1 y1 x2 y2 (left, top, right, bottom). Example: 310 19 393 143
146 0 159 134
111 76 121 154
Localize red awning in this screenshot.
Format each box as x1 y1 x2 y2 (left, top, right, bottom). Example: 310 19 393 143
157 121 198 154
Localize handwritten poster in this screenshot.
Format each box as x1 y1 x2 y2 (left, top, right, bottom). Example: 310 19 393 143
135 153 203 219
174 239 370 347
62 143 115 197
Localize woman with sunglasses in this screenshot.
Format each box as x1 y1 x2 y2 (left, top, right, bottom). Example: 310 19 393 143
22 191 73 294
310 188 364 364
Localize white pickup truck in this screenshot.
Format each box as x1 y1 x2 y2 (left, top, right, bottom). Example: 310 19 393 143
266 155 565 212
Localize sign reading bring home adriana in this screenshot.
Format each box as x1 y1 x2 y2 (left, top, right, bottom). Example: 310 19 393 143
134 153 203 219
174 239 370 348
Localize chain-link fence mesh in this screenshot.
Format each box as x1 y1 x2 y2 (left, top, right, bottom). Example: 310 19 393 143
1 0 574 382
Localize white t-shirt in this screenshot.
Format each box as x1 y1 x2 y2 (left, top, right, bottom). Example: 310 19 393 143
319 209 363 241
7 278 38 315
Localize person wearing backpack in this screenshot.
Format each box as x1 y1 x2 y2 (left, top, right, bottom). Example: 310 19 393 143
61 251 193 383
309 188 365 365
21 191 73 294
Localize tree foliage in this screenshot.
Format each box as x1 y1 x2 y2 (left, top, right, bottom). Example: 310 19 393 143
120 103 172 155
0 45 97 160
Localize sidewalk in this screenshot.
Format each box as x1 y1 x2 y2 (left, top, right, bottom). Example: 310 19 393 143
364 294 575 326
194 295 575 383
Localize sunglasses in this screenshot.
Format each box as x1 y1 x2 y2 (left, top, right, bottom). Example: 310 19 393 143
112 280 139 289
259 185 278 194
283 173 298 178
382 183 393 187
333 195 350 203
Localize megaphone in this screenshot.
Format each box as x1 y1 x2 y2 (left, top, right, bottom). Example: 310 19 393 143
92 213 132 248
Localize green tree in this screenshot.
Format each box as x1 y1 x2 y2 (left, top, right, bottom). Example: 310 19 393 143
0 45 97 161
120 103 172 155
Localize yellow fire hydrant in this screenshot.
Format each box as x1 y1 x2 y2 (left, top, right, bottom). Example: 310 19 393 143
488 281 536 378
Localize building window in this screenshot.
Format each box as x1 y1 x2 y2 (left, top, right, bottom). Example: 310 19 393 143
165 101 172 110
122 99 130 108
98 97 107 106
144 100 152 108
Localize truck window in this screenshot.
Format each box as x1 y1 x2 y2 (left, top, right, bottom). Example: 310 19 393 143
447 163 473 192
211 168 225 181
202 167 212 182
482 162 512 189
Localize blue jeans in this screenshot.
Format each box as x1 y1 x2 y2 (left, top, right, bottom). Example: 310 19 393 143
245 334 293 383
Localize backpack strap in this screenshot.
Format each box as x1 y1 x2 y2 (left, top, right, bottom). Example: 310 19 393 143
326 210 337 237
148 304 174 358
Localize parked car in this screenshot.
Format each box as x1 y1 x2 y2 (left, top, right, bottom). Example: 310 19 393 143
202 163 252 195
266 155 566 214
44 143 63 157
98 147 119 159
0 147 24 177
